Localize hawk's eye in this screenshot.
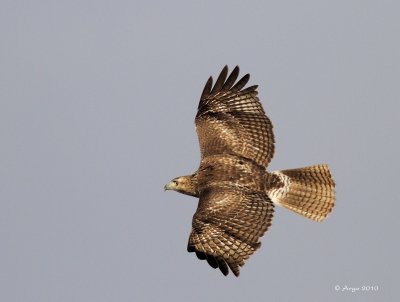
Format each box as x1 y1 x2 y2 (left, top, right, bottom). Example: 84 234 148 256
173 180 179 185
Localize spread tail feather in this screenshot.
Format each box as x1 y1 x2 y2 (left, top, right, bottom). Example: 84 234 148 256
267 164 335 222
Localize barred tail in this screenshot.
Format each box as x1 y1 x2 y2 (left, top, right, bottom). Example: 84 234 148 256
267 164 335 222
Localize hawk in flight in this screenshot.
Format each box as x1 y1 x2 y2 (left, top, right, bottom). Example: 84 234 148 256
164 66 335 276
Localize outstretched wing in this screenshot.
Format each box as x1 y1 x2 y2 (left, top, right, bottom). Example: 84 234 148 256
195 66 275 167
187 185 274 276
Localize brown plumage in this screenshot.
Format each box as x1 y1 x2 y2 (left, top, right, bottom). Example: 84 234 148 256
164 66 335 276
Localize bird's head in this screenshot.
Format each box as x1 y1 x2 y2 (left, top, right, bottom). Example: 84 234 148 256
164 175 198 197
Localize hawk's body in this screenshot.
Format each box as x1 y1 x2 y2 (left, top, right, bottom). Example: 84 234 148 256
165 66 335 276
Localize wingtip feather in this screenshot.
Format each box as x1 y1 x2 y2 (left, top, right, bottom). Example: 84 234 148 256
211 66 229 94
221 66 240 92
232 73 250 91
200 76 213 101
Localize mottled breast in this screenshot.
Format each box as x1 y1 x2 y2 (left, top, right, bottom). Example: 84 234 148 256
197 154 266 192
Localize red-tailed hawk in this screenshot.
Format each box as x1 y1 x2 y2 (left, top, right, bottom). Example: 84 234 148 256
164 66 335 276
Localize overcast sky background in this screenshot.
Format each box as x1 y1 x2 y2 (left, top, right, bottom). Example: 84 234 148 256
1 1 399 301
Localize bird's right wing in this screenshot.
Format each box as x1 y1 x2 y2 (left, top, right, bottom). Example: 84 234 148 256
187 185 274 276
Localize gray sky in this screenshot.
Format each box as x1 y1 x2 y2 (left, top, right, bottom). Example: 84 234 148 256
1 1 399 301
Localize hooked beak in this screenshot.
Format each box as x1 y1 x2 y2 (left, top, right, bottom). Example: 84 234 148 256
164 181 172 191
164 179 178 191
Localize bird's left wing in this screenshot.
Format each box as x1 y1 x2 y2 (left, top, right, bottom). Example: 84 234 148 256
195 66 275 167
187 185 274 276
